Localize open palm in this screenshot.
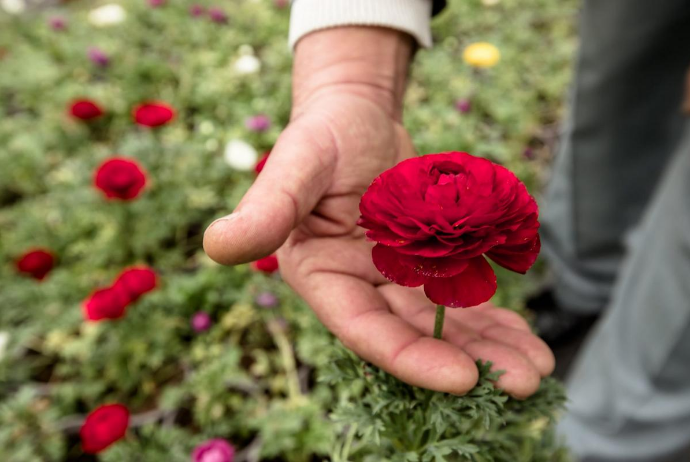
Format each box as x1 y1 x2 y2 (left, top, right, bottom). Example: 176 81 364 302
204 89 554 398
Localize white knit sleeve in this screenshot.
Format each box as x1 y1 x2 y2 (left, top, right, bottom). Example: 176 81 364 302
289 0 434 50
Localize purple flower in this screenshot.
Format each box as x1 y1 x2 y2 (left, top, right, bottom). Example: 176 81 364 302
189 4 205 17
523 147 535 160
191 311 212 333
208 7 227 24
454 98 472 114
245 114 271 132
192 439 235 462
255 291 278 308
49 16 67 31
148 0 165 7
87 47 110 67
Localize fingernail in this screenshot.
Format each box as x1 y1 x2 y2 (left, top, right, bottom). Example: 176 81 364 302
208 213 237 230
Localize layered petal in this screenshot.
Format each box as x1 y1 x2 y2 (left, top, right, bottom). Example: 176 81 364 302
424 256 497 308
371 244 426 287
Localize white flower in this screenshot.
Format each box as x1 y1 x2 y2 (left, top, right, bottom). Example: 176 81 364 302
224 139 258 171
234 55 261 75
88 4 126 27
0 332 9 361
1 0 25 15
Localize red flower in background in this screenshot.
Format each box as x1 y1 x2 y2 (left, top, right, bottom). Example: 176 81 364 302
94 157 147 200
252 254 278 274
254 151 270 174
16 248 55 280
114 266 158 303
358 152 540 308
83 286 130 321
69 99 104 121
132 102 175 127
80 404 129 454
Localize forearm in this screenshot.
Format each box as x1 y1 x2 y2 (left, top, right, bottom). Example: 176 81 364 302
292 27 415 122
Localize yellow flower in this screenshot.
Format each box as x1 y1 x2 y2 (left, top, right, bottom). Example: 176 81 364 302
463 42 501 68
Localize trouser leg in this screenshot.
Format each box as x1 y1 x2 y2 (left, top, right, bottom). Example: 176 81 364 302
540 0 690 313
559 127 690 462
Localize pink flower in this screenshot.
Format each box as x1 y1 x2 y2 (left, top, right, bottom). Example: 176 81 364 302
189 4 205 17
87 47 110 67
148 0 165 7
455 98 472 114
49 16 67 31
245 114 271 132
191 312 212 333
192 438 235 462
208 7 227 24
255 292 278 308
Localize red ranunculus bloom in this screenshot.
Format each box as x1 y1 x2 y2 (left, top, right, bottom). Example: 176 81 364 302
132 101 175 127
83 286 130 321
113 266 158 303
94 157 147 200
251 254 279 274
358 152 540 308
16 248 55 280
80 404 129 454
69 99 104 121
254 151 270 174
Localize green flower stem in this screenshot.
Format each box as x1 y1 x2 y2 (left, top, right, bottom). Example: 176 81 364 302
268 318 302 402
433 305 445 339
341 423 358 461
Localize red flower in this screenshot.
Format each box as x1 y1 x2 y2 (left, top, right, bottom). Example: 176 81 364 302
132 102 175 127
252 255 279 274
254 151 270 174
113 266 158 303
358 152 540 308
80 404 129 454
16 248 55 280
94 157 147 201
83 286 130 321
69 99 104 121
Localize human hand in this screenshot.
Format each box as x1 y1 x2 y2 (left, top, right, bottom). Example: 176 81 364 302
203 27 554 398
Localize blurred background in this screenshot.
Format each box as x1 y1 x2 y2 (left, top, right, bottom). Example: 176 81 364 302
0 0 577 460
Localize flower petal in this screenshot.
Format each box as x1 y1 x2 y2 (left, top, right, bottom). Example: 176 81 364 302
424 256 497 308
486 234 540 274
372 244 426 287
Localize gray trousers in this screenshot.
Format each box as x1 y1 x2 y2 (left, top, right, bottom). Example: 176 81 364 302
539 0 690 460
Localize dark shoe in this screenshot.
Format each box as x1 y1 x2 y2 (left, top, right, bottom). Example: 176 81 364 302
527 289 599 348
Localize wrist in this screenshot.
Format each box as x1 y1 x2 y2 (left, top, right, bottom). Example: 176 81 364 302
292 27 414 121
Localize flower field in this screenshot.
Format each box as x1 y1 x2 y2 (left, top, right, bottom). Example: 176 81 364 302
0 0 577 460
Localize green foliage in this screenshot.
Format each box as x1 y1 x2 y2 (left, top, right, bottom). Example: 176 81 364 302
0 0 576 460
324 348 568 462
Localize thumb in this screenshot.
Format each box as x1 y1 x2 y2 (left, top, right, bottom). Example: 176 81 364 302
203 119 337 265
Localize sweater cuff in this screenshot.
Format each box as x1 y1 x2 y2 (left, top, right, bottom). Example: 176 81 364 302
289 0 433 50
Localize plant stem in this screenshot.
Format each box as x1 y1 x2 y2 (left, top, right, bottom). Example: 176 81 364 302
433 305 445 339
341 423 358 461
